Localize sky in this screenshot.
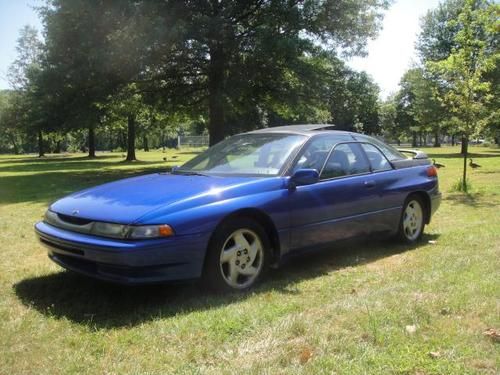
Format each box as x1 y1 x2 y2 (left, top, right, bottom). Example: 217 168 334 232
0 0 441 96
0 0 43 88
347 0 441 98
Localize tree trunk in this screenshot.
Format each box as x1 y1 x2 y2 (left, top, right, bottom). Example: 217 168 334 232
462 147 468 192
143 134 149 152
88 123 96 157
38 129 44 157
120 130 127 151
8 133 19 154
126 114 136 161
412 132 417 147
433 131 441 147
54 140 62 153
451 134 455 146
208 43 225 146
460 136 468 155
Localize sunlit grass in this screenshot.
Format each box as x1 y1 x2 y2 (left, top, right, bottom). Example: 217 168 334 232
0 145 498 374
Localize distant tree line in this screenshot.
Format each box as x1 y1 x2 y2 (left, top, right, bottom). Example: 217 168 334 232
383 0 498 148
380 0 498 190
0 0 497 171
0 0 389 159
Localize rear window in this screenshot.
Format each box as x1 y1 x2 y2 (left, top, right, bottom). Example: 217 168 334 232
354 135 406 161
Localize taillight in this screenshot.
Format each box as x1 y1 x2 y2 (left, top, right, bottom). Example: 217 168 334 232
427 165 438 177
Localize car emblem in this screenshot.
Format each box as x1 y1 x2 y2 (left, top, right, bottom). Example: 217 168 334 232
72 209 79 216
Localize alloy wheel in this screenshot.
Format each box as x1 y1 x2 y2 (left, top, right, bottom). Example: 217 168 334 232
219 228 264 289
402 199 423 241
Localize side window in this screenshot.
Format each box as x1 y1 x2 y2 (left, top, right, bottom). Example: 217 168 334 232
320 143 370 179
355 135 405 161
293 136 346 173
361 143 392 172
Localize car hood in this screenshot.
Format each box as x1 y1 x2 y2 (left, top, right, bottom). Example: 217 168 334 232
50 173 284 224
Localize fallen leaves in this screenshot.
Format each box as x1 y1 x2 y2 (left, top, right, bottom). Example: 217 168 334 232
298 347 314 364
483 328 500 343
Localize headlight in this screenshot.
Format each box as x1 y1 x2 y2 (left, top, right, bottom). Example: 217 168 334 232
128 224 174 239
42 209 174 240
44 210 59 226
92 222 128 239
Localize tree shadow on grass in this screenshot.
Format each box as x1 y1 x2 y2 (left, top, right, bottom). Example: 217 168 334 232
444 192 491 208
0 154 120 165
0 167 168 205
13 233 439 330
0 158 164 174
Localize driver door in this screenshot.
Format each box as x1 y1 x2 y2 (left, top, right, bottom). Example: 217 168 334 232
288 142 377 251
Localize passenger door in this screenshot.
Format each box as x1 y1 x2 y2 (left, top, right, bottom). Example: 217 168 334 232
359 143 403 233
288 142 378 251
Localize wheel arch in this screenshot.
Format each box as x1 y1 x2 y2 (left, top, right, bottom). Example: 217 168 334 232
205 208 281 266
406 191 431 224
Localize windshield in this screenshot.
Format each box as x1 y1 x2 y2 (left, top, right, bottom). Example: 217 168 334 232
176 133 307 176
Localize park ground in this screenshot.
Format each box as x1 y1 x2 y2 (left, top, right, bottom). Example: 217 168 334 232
0 146 499 374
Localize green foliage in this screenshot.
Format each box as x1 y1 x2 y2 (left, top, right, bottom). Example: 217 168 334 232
2 0 389 154
450 177 472 192
427 0 497 140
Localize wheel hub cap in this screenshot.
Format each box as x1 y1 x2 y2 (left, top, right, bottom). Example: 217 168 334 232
219 228 263 289
403 200 423 241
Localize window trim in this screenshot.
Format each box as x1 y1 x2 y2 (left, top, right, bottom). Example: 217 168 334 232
359 142 394 173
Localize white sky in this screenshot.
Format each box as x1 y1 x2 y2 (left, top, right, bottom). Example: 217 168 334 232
347 0 441 98
0 0 442 95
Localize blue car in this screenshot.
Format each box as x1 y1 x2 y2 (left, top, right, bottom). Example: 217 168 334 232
35 125 441 291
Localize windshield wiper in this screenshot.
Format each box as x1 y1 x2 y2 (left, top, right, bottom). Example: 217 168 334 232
172 170 210 177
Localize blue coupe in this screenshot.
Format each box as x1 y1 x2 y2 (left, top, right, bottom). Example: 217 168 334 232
35 125 441 291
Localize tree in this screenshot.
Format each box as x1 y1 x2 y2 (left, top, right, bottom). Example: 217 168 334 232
417 0 465 63
40 0 147 157
394 69 421 146
146 0 390 145
7 26 47 157
428 0 498 191
379 95 399 144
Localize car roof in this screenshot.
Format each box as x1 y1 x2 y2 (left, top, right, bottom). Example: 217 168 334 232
247 124 356 137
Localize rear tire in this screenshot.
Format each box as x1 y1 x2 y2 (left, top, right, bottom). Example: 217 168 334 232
397 195 425 244
202 217 270 292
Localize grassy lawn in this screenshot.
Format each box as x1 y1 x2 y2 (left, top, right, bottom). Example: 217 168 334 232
0 146 498 374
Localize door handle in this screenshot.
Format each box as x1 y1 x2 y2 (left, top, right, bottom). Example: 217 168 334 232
364 180 376 188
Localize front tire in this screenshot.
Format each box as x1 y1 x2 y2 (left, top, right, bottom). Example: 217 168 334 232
202 217 270 292
397 195 425 243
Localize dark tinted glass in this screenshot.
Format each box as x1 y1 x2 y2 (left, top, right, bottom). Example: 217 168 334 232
292 134 353 173
320 143 370 179
361 143 392 171
354 135 405 161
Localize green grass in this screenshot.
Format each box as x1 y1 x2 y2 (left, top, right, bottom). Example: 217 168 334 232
0 146 499 374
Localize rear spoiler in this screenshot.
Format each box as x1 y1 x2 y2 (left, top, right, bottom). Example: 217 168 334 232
397 149 429 160
392 149 431 169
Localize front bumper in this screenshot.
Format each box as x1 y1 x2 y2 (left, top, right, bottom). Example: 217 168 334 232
35 221 210 285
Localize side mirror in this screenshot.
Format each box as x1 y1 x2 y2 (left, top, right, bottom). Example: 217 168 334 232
291 168 320 186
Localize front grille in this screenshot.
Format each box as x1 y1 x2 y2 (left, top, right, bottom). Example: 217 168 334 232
57 213 93 226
